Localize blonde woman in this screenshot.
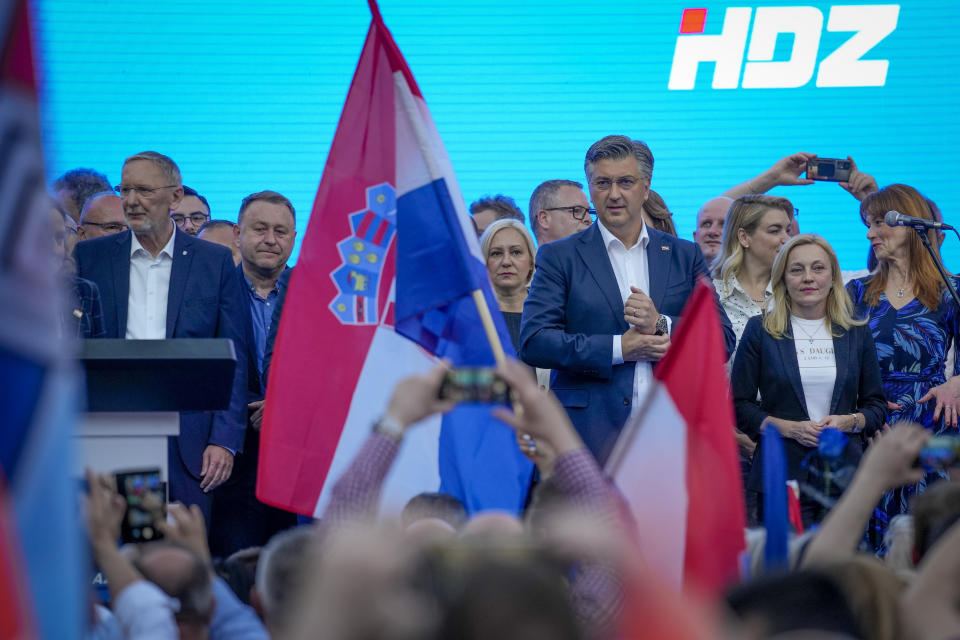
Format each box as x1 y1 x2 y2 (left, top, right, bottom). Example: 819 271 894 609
479 218 536 352
731 234 887 524
711 194 793 350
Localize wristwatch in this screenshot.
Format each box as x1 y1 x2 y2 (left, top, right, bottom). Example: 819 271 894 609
654 314 668 336
373 414 405 442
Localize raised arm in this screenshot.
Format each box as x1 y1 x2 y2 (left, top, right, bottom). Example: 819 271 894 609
723 152 816 200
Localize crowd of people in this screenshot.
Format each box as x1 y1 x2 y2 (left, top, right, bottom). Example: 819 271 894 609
53 138 960 639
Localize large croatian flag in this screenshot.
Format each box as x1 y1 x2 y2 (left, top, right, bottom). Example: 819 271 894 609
257 0 531 517
606 280 745 595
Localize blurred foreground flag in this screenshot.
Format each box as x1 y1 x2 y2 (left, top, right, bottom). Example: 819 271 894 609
607 279 745 595
0 0 84 637
258 0 531 517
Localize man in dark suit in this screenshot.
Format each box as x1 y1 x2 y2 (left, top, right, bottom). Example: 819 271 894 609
519 135 735 463
74 151 248 520
208 191 298 556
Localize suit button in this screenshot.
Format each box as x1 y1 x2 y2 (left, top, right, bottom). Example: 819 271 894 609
623 398 630 406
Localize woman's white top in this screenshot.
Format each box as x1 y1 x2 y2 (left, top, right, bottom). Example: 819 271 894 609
791 315 836 423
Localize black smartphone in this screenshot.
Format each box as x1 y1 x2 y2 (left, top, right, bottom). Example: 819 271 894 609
115 468 166 544
917 436 960 471
437 368 511 404
806 157 852 182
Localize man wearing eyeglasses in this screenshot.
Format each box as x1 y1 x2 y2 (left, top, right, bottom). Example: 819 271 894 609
520 135 735 463
171 186 211 235
74 151 249 525
78 191 127 240
529 179 592 246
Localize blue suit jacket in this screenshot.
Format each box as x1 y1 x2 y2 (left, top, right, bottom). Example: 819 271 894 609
519 222 735 463
731 315 887 490
74 229 249 477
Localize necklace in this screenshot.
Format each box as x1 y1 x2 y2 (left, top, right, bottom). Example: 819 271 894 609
750 294 766 306
794 319 825 344
897 287 905 298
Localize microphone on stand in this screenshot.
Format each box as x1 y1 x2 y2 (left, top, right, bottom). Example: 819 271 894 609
884 210 954 231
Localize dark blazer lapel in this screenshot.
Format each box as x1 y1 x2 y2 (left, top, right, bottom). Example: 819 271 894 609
829 324 851 413
575 224 625 322
776 326 808 413
113 231 132 337
166 230 195 338
646 226 674 311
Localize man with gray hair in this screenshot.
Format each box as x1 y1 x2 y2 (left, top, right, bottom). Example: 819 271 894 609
251 526 315 635
528 179 592 246
74 151 249 523
520 135 734 462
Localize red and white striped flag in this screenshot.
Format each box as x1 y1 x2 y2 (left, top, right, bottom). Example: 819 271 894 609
607 279 746 594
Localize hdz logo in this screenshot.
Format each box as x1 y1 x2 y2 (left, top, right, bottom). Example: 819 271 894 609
668 5 900 89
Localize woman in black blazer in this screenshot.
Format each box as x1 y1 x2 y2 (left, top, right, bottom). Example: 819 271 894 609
731 234 886 524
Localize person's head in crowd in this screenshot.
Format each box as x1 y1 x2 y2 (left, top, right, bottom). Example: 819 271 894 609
424 543 581 640
117 151 183 240
459 511 526 538
584 135 653 245
528 179 591 245
252 526 314 635
198 219 241 266
50 199 79 265
860 184 945 311
235 190 297 279
818 556 906 640
711 194 793 281
726 570 863 638
693 196 732 263
911 480 960 563
78 191 126 240
402 492 468 531
641 189 676 236
470 195 524 236
172 186 211 235
479 219 536 312
764 234 863 337
49 200 69 268
214 546 261 606
133 542 215 640
52 167 111 222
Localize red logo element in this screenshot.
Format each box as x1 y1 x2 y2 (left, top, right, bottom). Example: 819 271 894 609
679 8 708 34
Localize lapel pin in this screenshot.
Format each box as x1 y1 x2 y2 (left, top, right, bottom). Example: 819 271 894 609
661 245 670 251
72 309 83 319
182 250 188 255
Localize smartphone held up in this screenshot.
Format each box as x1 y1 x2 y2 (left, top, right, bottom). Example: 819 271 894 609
437 367 512 405
115 468 167 544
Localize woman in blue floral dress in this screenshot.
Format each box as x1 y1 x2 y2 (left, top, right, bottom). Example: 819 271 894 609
847 184 960 543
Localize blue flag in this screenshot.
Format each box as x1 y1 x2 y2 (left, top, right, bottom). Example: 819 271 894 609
762 422 789 571
390 33 533 515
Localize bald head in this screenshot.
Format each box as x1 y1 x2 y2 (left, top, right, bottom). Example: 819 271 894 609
136 544 214 636
79 192 126 239
693 196 733 263
460 511 525 538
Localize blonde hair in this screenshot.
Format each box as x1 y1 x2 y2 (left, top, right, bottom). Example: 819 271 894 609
860 184 947 311
480 219 536 285
763 234 866 338
711 194 793 281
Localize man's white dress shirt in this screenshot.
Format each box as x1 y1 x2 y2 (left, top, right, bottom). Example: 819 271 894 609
599 221 671 416
126 230 175 339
